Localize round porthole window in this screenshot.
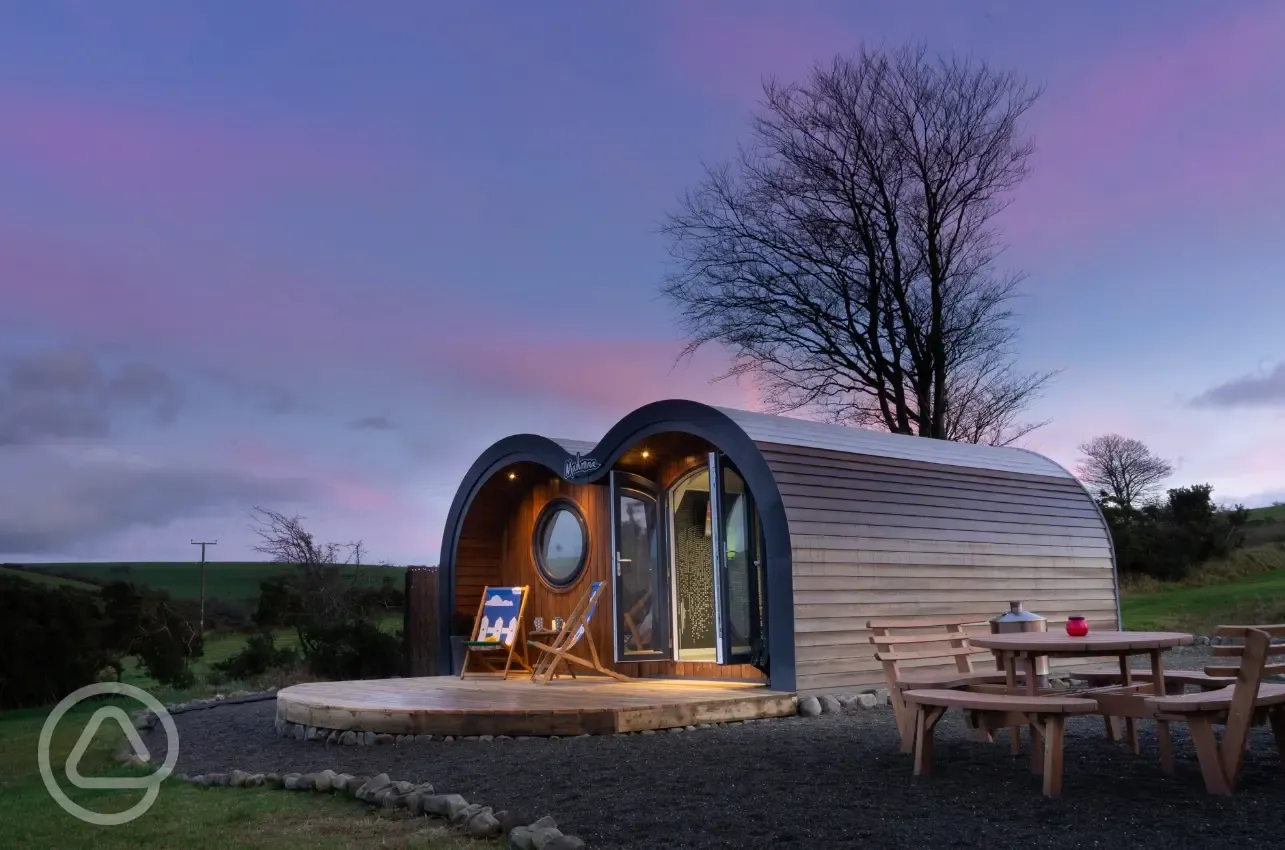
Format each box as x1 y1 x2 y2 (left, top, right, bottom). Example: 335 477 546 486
533 499 588 589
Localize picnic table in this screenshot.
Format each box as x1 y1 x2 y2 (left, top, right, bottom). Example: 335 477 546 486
970 630 1194 773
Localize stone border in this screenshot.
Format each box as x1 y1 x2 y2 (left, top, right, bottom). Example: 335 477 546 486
170 770 586 848
121 688 589 847
797 687 890 717
131 687 279 731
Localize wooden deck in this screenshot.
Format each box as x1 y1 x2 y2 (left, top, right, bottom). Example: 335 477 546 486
276 676 797 736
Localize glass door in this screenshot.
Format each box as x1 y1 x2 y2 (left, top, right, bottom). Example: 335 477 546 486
712 456 763 665
609 471 670 662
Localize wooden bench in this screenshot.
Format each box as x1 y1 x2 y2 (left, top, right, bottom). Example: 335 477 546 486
868 616 1026 753
902 689 1099 797
1067 667 1233 694
1145 625 1285 794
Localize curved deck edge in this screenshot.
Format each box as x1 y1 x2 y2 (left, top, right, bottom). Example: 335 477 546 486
276 676 798 736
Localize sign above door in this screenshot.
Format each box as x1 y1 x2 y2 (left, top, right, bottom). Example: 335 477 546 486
563 453 602 479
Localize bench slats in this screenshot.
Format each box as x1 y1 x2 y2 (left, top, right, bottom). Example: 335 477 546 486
1214 624 1285 638
1211 643 1285 657
1148 682 1285 714
902 688 1099 714
871 632 984 646
895 670 1019 690
1068 668 1234 686
867 616 990 630
874 647 980 663
1206 663 1285 678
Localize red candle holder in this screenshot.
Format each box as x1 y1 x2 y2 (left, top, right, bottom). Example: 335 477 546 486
1066 616 1089 637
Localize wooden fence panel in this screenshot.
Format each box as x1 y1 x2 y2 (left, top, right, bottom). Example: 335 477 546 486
404 566 440 677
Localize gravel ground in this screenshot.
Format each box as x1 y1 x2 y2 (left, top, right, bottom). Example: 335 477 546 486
150 646 1285 850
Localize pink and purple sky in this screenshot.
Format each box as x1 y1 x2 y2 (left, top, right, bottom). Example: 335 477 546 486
2 1 1283 564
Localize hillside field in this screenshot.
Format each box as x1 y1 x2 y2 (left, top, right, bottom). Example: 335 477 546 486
0 565 99 591
8 561 405 603
1248 504 1285 521
1122 568 1285 632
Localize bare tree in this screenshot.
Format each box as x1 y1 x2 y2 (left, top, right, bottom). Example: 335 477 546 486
1075 435 1174 508
249 506 367 631
662 44 1056 446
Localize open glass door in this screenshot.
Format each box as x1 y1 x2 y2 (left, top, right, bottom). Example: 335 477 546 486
712 456 763 665
609 471 670 662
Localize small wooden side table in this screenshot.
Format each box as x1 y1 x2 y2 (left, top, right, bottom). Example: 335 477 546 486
528 628 571 678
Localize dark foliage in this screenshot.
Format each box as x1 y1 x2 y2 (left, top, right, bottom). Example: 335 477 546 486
247 507 403 680
0 577 111 709
297 619 402 681
0 577 204 709
212 629 299 680
1104 484 1250 580
100 581 204 688
250 570 403 679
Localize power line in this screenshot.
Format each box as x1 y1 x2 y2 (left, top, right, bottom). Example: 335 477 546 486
191 540 217 639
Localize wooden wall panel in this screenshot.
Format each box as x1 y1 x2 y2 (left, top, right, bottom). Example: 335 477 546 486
756 442 1118 695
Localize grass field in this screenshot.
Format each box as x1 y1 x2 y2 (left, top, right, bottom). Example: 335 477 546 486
12 562 405 604
0 565 99 592
0 699 479 849
1122 568 1285 632
1247 503 1285 522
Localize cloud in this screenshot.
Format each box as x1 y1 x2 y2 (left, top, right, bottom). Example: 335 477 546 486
484 594 516 608
0 443 309 556
350 415 394 431
0 347 181 446
199 370 308 415
0 84 403 203
1190 362 1285 409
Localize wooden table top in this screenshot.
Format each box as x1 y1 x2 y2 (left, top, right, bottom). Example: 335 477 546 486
971 630 1193 654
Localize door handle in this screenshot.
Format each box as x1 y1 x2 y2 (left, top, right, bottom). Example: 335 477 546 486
616 555 631 577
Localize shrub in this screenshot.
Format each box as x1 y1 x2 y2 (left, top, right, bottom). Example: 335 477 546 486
100 581 204 689
213 630 299 679
1105 483 1250 581
0 576 111 709
300 619 403 681
246 507 404 681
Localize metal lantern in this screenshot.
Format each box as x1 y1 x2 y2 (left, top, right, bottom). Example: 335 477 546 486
989 601 1050 678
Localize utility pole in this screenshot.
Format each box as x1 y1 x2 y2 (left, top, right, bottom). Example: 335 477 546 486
190 540 217 639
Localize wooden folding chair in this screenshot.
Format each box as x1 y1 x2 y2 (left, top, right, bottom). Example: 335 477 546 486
459 585 532 679
623 588 652 652
529 581 629 684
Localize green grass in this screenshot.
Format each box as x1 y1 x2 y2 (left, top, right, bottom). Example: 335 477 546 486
0 700 482 849
14 562 405 604
1122 568 1285 633
0 565 99 592
1247 503 1285 522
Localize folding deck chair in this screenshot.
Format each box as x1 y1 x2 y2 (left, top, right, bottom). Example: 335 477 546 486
623 588 653 652
528 581 629 684
459 585 532 679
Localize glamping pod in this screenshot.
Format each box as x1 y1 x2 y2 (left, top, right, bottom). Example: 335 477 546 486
437 399 1119 694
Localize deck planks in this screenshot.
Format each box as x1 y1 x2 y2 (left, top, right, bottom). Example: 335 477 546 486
276 676 796 736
